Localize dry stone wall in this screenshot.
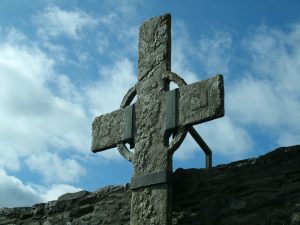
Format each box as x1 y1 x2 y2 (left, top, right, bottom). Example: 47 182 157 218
1 145 300 225
172 145 300 225
0 185 131 225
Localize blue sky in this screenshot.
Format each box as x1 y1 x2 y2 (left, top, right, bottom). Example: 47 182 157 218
0 0 300 207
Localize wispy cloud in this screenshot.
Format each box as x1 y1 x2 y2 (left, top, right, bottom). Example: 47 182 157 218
0 170 43 207
171 22 252 161
172 21 198 83
229 23 300 148
26 153 86 183
0 3 139 196
40 184 82 202
33 6 98 40
197 118 253 160
196 30 233 75
0 29 87 204
0 169 82 207
85 58 136 117
0 29 90 179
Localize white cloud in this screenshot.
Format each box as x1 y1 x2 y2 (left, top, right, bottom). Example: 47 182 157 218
0 14 137 189
228 76 282 128
197 118 253 159
0 170 42 207
33 6 98 40
95 32 110 54
172 21 198 84
228 75 300 131
228 23 300 147
85 58 136 117
26 153 86 183
197 30 232 75
173 117 253 163
0 29 91 185
0 169 82 207
53 74 84 105
41 184 82 202
103 0 142 19
3 27 26 43
41 41 67 63
0 42 90 154
246 24 300 95
95 17 138 59
98 12 118 26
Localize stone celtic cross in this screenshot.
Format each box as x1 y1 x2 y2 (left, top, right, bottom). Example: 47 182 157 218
92 14 224 225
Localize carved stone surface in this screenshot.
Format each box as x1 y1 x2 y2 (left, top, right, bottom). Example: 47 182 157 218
131 14 172 225
91 14 224 225
92 108 124 152
178 74 224 127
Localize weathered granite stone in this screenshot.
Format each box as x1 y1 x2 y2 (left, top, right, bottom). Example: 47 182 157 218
58 190 90 202
130 13 173 225
172 145 300 225
91 13 224 225
1 145 299 225
92 108 125 152
178 74 224 127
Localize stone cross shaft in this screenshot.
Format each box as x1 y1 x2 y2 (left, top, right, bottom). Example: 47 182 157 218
91 14 224 225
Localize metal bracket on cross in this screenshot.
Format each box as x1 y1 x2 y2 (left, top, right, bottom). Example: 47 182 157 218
130 171 173 190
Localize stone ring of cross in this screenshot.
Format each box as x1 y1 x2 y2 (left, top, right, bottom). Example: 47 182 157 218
117 71 190 162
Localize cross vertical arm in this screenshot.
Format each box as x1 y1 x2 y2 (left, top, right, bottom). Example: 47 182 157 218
130 14 173 225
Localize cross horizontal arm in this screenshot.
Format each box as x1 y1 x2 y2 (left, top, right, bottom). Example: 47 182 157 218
91 105 134 152
92 108 124 152
178 74 224 127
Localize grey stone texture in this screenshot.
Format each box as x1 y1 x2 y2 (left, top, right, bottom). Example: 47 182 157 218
91 13 224 225
1 145 300 225
178 74 224 127
131 13 172 225
0 185 131 225
92 108 125 152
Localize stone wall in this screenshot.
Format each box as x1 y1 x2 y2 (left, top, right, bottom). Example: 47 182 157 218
1 145 300 225
0 186 131 225
172 145 300 225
